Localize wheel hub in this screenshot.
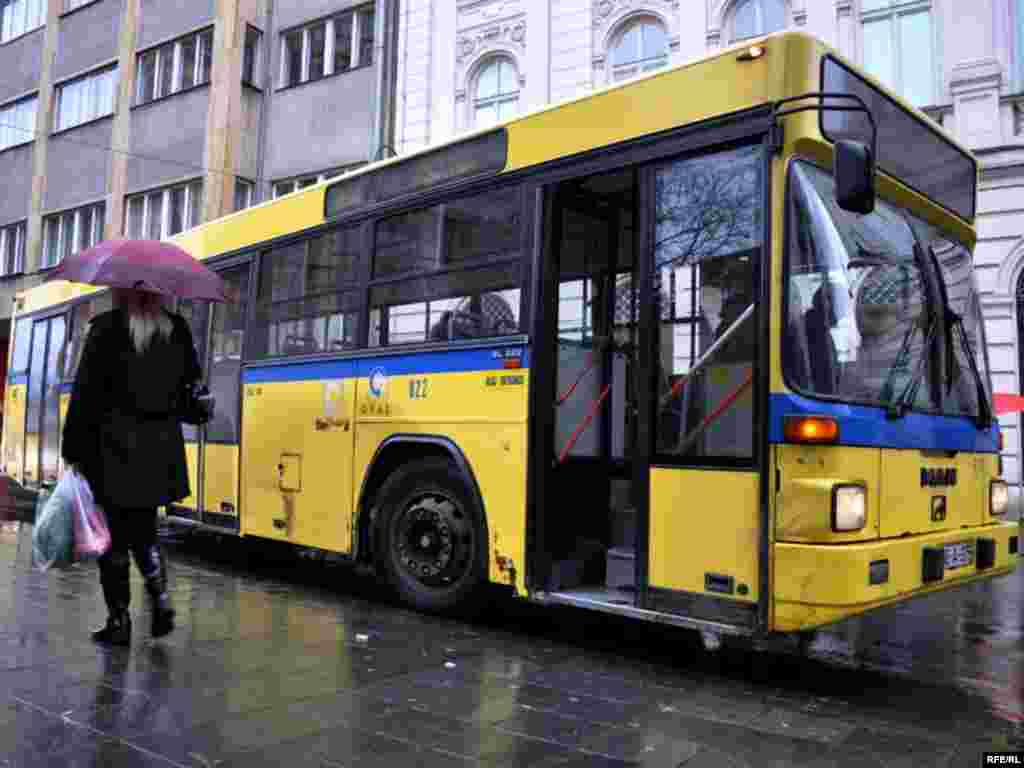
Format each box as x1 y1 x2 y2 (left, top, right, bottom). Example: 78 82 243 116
394 493 470 587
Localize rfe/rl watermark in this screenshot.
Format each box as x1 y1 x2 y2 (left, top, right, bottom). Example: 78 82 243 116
983 753 1024 766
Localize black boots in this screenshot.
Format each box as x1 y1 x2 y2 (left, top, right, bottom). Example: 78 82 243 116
93 545 175 643
141 544 175 638
94 550 131 646
91 611 132 646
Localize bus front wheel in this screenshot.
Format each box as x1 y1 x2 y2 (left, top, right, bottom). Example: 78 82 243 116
374 457 486 614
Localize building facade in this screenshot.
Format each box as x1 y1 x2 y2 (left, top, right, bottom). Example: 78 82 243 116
396 0 1024 509
0 0 398 396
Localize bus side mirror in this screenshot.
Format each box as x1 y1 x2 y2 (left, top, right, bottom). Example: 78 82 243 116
835 140 875 214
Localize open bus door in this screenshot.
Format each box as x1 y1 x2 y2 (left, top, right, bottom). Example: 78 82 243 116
175 262 250 532
531 134 769 640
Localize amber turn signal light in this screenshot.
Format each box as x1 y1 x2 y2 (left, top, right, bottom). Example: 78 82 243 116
783 415 839 444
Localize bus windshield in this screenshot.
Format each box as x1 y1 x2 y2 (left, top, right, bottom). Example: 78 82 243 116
784 161 991 420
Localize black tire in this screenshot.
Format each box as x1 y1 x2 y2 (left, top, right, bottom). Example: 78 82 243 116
374 457 487 614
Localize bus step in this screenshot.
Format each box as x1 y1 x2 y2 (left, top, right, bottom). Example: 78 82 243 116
606 546 635 590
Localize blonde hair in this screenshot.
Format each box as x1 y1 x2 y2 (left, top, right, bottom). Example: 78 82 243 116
114 288 173 354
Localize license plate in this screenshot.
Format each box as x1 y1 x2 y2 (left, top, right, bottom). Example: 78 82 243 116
944 541 973 570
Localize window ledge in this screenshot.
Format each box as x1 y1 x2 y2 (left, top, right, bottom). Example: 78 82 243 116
0 270 26 281
131 81 211 112
242 80 264 93
275 62 373 94
51 113 114 138
59 0 103 19
0 140 34 157
0 25 44 48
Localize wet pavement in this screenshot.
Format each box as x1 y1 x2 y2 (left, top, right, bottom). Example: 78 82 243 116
1 518 1022 768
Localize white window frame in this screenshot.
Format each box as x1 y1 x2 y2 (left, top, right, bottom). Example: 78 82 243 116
55 67 117 132
859 0 936 107
0 95 37 152
1 0 45 44
234 179 254 211
125 180 204 240
135 28 212 106
728 0 788 43
272 168 350 199
41 202 105 269
278 5 371 89
0 221 26 276
472 56 520 129
608 17 670 82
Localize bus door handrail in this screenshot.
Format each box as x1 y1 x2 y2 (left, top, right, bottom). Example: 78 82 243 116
660 304 755 408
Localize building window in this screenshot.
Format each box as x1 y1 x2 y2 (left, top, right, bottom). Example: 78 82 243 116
136 28 213 106
234 179 254 211
0 95 36 151
861 0 934 107
242 25 262 86
278 4 374 89
272 168 349 198
42 201 105 269
729 0 786 42
473 57 519 128
0 220 26 276
0 0 45 44
54 67 117 132
125 180 203 239
610 18 669 82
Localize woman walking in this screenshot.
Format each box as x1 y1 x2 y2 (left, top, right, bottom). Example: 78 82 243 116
62 287 201 646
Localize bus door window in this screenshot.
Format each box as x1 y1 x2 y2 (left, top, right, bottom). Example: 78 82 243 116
5 316 31 478
206 266 250 444
177 299 210 443
653 145 762 462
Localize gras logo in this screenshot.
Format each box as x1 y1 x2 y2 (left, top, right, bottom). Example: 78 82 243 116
368 368 387 398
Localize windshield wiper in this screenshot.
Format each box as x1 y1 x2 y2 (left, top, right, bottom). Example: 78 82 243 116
948 310 993 428
886 313 938 419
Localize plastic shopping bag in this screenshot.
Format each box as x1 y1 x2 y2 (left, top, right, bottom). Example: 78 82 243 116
31 476 75 571
68 470 110 562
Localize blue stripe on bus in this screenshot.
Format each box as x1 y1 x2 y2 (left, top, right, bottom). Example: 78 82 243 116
60 382 74 394
242 344 531 384
769 393 999 453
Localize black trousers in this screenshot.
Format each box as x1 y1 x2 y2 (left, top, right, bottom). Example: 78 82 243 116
96 506 161 612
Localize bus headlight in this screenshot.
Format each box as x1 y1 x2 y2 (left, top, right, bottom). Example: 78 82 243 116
832 484 866 531
990 480 1009 517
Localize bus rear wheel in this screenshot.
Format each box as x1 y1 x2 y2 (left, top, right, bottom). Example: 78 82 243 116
375 457 486 614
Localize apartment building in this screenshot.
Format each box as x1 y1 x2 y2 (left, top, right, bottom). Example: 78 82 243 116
395 0 1024 507
0 0 398 395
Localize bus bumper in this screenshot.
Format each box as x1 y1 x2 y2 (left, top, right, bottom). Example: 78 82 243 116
773 521 1021 632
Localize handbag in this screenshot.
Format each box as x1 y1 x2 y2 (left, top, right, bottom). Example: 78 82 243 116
179 380 215 426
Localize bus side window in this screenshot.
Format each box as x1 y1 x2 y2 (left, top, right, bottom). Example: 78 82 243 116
251 226 361 358
368 186 523 347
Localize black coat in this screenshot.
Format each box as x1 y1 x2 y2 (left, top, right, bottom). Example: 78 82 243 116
61 308 202 510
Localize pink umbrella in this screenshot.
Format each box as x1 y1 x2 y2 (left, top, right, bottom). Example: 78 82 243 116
45 239 235 303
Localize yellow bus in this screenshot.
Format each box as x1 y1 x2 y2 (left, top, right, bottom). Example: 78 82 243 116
4 31 1019 647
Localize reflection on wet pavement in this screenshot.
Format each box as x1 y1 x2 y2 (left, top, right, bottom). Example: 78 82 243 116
0 520 1020 767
